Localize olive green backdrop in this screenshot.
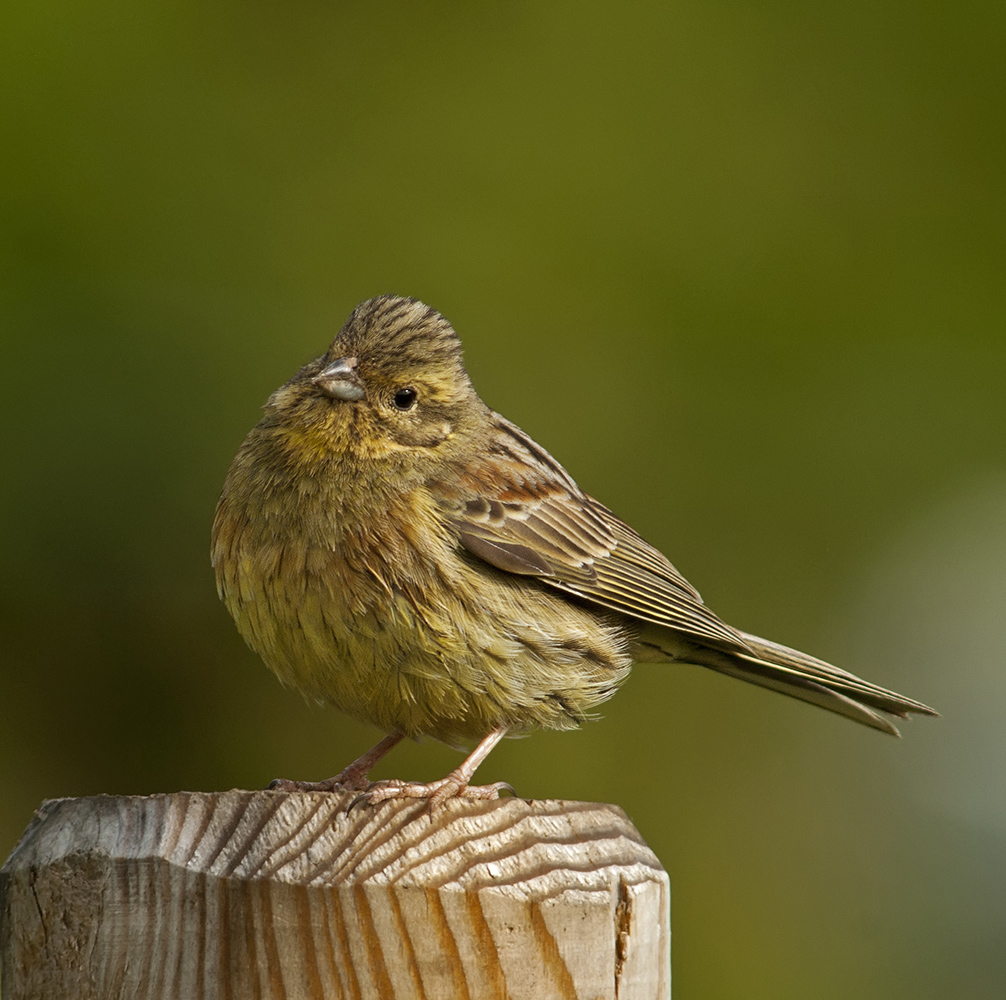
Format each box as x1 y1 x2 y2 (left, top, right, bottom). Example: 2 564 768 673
2 2 1003 996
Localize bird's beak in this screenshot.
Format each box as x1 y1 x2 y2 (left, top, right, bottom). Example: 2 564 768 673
313 357 366 401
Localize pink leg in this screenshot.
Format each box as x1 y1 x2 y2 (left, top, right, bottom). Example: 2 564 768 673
269 733 404 792
362 727 512 808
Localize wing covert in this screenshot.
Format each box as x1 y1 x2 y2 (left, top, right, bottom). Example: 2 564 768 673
441 413 749 653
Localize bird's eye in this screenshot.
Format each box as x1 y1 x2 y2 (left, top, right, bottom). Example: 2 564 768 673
392 387 418 411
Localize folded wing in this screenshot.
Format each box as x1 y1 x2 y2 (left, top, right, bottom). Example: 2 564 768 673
439 413 937 734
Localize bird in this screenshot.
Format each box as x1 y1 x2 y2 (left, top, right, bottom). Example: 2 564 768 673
211 295 937 806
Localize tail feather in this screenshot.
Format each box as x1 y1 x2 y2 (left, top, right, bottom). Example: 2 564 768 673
657 629 938 736
735 631 938 718
699 652 903 735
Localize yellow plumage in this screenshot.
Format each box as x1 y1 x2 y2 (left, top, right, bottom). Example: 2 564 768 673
211 295 935 801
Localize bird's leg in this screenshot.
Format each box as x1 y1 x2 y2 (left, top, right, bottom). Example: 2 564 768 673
360 727 513 808
268 733 404 792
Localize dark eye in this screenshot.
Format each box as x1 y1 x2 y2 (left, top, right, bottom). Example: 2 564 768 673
392 387 418 411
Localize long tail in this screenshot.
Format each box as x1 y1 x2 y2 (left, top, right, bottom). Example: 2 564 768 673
682 631 938 736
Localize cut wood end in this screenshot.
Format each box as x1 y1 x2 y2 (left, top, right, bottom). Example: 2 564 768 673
1 791 670 1000
3 790 666 898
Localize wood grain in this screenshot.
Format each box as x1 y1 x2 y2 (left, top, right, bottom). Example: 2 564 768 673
0 791 670 999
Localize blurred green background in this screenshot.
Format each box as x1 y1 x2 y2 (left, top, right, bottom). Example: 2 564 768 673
2 1 1003 996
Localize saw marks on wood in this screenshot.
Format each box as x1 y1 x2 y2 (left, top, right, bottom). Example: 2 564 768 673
1 791 670 999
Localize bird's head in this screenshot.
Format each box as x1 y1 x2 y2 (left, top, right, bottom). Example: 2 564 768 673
261 296 488 467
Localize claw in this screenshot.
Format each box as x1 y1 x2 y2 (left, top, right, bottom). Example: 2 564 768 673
347 790 373 812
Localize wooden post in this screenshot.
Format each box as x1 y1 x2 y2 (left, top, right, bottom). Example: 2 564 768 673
0 791 670 999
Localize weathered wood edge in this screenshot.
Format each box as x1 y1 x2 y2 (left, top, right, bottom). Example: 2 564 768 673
1 792 671 1000
2 791 666 896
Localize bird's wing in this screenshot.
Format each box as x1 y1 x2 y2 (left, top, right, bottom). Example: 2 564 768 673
440 413 749 653
438 413 938 732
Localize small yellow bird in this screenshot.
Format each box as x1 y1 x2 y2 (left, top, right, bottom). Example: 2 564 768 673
212 295 936 805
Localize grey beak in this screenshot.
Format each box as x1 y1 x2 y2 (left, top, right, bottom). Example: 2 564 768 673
313 357 365 401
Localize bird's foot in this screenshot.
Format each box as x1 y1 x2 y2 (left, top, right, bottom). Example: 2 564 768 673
267 733 405 793
353 772 515 810
268 765 371 794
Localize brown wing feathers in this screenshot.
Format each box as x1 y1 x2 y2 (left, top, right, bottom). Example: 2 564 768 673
451 416 751 649
446 411 937 733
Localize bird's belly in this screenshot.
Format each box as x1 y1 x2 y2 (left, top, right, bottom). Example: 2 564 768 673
226 553 634 745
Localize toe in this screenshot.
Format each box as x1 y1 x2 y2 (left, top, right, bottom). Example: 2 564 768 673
267 773 371 793
459 781 514 800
